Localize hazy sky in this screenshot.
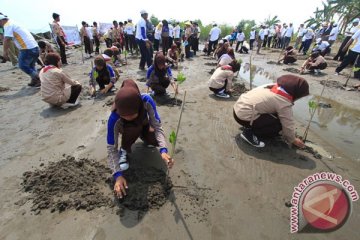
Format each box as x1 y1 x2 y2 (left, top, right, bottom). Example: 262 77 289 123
2 0 325 32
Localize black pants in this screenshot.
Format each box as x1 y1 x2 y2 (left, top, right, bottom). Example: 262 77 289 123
308 62 327 71
94 37 100 53
236 41 243 52
126 35 136 53
56 36 67 64
105 38 112 48
283 37 291 49
240 46 249 54
192 37 199 55
121 123 158 153
209 79 227 94
162 36 169 54
208 40 218 55
169 37 174 49
83 36 92 54
67 85 82 103
283 56 297 64
298 41 305 53
137 39 152 68
154 39 160 51
333 36 351 61
262 35 268 47
303 39 312 55
250 39 255 50
336 50 360 73
233 111 282 138
267 36 273 48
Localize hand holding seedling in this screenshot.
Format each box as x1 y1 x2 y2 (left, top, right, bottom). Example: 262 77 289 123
114 176 128 199
161 152 174 168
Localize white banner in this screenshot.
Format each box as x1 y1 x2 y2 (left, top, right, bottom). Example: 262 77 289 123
62 25 81 45
99 22 113 35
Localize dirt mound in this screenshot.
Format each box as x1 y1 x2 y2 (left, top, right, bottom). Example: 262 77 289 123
0 86 10 92
115 167 172 212
320 80 344 89
21 156 113 214
283 67 301 74
152 95 182 107
232 83 248 97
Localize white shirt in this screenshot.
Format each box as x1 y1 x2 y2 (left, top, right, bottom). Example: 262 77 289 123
236 32 245 41
86 27 93 40
3 20 38 50
154 27 162 40
304 28 314 40
297 27 304 37
281 27 287 37
328 27 339 41
285 26 294 38
250 30 256 40
174 25 180 38
345 26 360 37
259 29 265 40
135 18 148 40
317 41 330 51
351 29 360 53
169 24 174 38
124 23 135 35
264 28 269 35
269 28 275 37
209 27 221 41
224 35 231 41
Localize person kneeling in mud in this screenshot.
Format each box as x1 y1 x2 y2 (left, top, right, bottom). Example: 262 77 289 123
300 51 327 75
146 52 178 96
166 44 178 68
89 56 118 96
208 60 241 98
107 79 174 198
233 74 308 148
278 46 297 64
39 53 82 109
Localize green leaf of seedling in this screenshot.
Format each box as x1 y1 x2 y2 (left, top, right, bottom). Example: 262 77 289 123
353 66 360 72
237 58 243 65
169 130 176 144
124 50 128 57
177 72 186 84
308 100 317 110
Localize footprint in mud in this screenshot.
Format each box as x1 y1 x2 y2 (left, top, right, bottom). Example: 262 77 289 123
267 61 281 65
283 67 301 74
204 62 217 66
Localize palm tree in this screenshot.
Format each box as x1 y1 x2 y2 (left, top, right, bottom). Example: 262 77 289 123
327 0 360 32
263 15 281 27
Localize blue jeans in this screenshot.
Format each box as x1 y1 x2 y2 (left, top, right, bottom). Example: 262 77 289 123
303 39 313 55
18 47 39 78
136 39 152 68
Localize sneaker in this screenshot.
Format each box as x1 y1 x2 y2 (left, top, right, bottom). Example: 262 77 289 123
215 92 230 98
118 148 129 171
334 72 339 76
240 128 265 148
61 101 79 109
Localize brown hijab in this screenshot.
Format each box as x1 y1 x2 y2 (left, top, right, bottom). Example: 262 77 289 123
277 75 309 101
114 79 143 120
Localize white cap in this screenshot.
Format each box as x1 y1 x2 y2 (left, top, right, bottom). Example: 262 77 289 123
316 38 322 44
333 23 338 27
353 18 360 23
140 10 148 15
0 14 8 20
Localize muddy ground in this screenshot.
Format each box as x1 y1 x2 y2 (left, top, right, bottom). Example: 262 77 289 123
0 43 359 240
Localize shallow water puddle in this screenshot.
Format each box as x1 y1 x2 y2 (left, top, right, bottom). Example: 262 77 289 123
239 64 360 161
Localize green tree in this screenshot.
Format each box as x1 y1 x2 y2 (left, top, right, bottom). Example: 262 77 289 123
150 15 160 26
237 19 256 39
263 15 281 27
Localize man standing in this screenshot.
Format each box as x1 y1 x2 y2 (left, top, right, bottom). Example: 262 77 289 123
92 22 100 54
174 22 181 43
0 14 40 87
328 23 339 46
333 18 359 61
125 19 136 54
207 23 221 56
51 13 67 65
294 24 304 49
283 23 293 49
136 10 152 70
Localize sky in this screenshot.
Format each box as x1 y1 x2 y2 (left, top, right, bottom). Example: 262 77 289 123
2 0 325 33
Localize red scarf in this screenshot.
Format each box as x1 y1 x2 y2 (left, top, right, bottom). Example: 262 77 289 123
42 65 57 73
270 84 293 102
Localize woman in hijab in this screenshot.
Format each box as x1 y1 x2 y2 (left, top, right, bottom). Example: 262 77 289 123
233 75 309 148
166 43 178 68
146 52 178 95
278 46 297 64
107 79 174 198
